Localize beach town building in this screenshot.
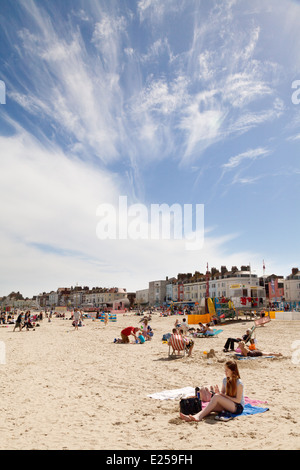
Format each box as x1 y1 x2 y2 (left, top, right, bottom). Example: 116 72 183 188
166 277 177 302
72 287 128 308
136 288 149 306
36 292 50 308
0 291 37 309
284 268 300 303
163 266 266 308
148 279 168 306
33 286 129 309
264 275 285 304
3 266 300 312
49 291 59 307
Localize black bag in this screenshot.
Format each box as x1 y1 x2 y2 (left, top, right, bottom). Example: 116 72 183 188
180 396 202 415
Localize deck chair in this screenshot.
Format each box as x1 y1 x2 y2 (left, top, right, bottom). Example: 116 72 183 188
248 324 256 338
193 329 223 338
254 315 271 327
168 334 187 357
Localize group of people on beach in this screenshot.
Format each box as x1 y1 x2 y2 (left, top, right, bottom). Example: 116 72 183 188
179 323 283 423
5 307 284 425
11 311 44 331
222 327 283 358
114 317 154 344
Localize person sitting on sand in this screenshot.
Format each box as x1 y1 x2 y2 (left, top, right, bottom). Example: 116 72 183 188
238 341 282 358
178 329 194 357
180 360 245 422
198 322 214 334
223 328 252 352
180 318 189 334
141 319 152 340
168 328 187 354
23 316 34 331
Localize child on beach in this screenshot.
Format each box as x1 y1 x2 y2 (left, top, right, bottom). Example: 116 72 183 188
180 360 244 422
248 339 256 351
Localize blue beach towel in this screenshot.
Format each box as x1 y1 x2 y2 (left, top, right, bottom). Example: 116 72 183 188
239 403 269 416
235 353 274 360
217 403 269 421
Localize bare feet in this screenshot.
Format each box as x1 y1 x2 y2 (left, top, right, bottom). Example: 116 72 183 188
188 415 200 421
180 412 201 422
180 412 192 422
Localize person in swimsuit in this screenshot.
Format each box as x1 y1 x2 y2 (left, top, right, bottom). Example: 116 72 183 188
238 341 282 357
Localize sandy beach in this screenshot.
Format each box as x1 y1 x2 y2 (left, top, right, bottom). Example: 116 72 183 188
0 312 299 450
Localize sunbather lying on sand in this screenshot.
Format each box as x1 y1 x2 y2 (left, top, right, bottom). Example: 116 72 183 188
238 341 282 357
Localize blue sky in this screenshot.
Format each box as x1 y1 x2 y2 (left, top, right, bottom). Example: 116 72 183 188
0 0 300 297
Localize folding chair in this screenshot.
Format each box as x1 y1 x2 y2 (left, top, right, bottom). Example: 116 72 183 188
168 334 187 357
254 315 271 327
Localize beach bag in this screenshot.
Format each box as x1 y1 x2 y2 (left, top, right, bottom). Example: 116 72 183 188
180 396 202 415
162 333 171 341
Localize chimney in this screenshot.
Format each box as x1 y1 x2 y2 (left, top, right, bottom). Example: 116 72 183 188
221 266 228 275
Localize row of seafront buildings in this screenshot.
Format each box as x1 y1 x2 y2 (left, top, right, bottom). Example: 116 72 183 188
136 266 300 309
1 266 300 311
0 286 134 311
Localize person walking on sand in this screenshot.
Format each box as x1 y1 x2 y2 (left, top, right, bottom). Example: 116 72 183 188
73 308 81 331
104 311 109 326
13 313 23 332
180 360 245 422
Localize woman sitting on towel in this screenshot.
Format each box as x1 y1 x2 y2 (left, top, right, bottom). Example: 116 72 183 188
180 360 245 422
238 341 283 358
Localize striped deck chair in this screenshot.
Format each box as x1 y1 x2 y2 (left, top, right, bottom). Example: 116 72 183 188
168 334 187 357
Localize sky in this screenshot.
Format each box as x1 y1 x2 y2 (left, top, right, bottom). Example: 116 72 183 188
0 0 300 298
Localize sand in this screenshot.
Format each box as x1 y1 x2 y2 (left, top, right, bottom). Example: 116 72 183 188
0 312 299 450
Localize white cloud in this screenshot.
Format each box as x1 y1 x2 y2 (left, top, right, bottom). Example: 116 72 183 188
92 14 127 41
287 133 300 141
137 0 183 23
0 128 268 297
222 147 271 169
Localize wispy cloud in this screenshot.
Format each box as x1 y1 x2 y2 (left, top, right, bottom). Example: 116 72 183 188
222 147 271 170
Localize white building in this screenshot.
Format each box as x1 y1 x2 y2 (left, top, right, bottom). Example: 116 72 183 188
49 291 59 307
284 268 300 302
148 279 167 306
167 267 266 307
136 288 149 305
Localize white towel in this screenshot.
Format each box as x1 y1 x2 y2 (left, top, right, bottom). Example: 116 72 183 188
147 386 194 400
